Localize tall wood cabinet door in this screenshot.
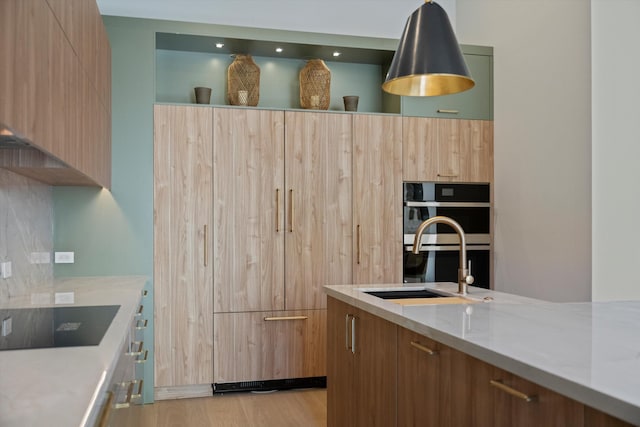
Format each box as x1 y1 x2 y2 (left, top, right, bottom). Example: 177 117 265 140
154 105 213 387
353 114 403 284
213 108 285 313
214 309 326 383
397 327 451 427
284 112 353 310
327 297 356 427
403 117 439 182
458 120 494 183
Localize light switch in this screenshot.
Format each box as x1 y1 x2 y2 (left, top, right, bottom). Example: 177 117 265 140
2 317 12 337
54 252 74 264
0 261 11 279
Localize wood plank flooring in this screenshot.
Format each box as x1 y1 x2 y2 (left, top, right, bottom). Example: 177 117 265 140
129 389 327 426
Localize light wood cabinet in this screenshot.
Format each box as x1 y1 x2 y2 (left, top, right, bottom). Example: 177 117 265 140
403 117 493 183
213 108 285 313
213 309 326 383
327 297 397 427
213 109 352 384
153 105 213 388
0 0 111 187
352 114 403 284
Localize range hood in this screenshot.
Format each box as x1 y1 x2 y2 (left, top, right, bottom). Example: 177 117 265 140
0 123 31 148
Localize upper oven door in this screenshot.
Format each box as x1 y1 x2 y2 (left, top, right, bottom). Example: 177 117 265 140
403 182 491 244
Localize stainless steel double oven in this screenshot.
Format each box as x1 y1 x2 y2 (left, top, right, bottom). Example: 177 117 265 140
403 182 491 289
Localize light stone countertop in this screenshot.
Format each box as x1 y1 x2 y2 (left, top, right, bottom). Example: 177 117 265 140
0 276 147 427
324 282 640 425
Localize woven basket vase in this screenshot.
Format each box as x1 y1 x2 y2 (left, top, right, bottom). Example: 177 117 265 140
299 59 331 110
227 54 260 106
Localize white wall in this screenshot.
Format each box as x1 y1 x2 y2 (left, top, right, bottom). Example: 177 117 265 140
591 0 640 301
456 0 592 302
97 0 456 39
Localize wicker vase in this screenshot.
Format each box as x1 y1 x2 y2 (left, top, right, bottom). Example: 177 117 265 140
227 54 260 106
299 59 331 110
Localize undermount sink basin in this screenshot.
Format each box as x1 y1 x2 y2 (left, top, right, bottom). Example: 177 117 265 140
363 289 476 306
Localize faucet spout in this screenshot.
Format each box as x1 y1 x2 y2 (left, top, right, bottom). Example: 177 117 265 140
411 215 474 295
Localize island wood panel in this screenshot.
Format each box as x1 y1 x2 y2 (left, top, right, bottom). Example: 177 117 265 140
154 105 213 387
213 309 326 383
491 365 585 427
284 111 353 310
584 407 635 427
352 114 403 284
327 297 397 427
326 297 358 427
213 108 285 313
397 327 452 427
458 120 494 183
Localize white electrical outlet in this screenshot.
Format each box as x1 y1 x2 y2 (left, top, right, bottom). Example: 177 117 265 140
2 317 12 337
54 252 75 264
0 261 12 279
54 292 75 304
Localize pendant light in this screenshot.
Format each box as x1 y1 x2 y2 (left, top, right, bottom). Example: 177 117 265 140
382 0 474 97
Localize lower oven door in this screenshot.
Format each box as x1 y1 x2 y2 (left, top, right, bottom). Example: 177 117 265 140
403 245 491 289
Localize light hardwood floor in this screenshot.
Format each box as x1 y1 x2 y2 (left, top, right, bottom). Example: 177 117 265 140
130 389 327 426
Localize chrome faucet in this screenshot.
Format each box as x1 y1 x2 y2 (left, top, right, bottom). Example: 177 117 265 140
412 215 474 295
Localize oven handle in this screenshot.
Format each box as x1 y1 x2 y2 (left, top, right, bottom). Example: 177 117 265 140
404 201 490 208
405 244 491 252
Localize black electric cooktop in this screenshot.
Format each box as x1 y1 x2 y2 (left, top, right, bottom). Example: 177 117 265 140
0 305 119 351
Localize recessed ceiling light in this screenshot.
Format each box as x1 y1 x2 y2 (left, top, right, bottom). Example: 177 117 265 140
275 47 283 53
216 43 224 48
333 51 341 57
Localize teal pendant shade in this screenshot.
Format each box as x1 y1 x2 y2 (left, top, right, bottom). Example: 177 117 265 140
382 1 474 97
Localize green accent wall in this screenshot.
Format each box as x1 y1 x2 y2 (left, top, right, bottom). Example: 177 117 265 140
52 16 492 404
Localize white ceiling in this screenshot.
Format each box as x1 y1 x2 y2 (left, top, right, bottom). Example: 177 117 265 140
95 0 457 39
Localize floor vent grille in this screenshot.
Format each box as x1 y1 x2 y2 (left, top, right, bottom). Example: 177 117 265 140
213 376 326 394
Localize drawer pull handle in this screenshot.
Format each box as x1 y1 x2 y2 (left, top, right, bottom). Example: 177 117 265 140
97 391 114 427
136 305 144 316
356 224 361 265
127 341 144 356
135 319 148 330
135 350 149 364
114 381 135 409
437 173 459 178
410 341 439 356
490 379 537 402
132 379 144 399
142 290 148 297
437 109 459 114
263 316 308 321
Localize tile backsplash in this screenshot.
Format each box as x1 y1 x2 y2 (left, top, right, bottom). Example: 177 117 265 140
0 169 53 299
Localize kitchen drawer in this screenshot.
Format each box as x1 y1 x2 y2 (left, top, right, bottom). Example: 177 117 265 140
214 309 326 383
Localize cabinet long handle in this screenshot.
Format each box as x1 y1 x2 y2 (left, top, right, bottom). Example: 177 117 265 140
489 379 537 402
351 316 356 354
437 109 459 114
356 224 361 265
276 189 281 232
289 189 294 232
135 350 149 364
132 379 144 400
437 173 459 178
410 341 439 356
263 316 308 321
204 224 208 267
136 305 144 316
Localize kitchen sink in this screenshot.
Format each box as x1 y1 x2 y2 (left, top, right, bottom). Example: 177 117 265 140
363 289 449 299
362 288 477 306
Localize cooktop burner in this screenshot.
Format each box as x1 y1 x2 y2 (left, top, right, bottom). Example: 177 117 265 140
0 305 120 351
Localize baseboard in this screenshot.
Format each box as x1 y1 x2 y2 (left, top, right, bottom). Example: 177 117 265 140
154 384 213 400
214 376 326 393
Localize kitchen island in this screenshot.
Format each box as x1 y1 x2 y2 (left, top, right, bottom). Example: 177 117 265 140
325 282 640 426
0 276 147 427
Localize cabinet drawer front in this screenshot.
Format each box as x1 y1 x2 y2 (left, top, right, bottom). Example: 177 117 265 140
214 309 326 383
